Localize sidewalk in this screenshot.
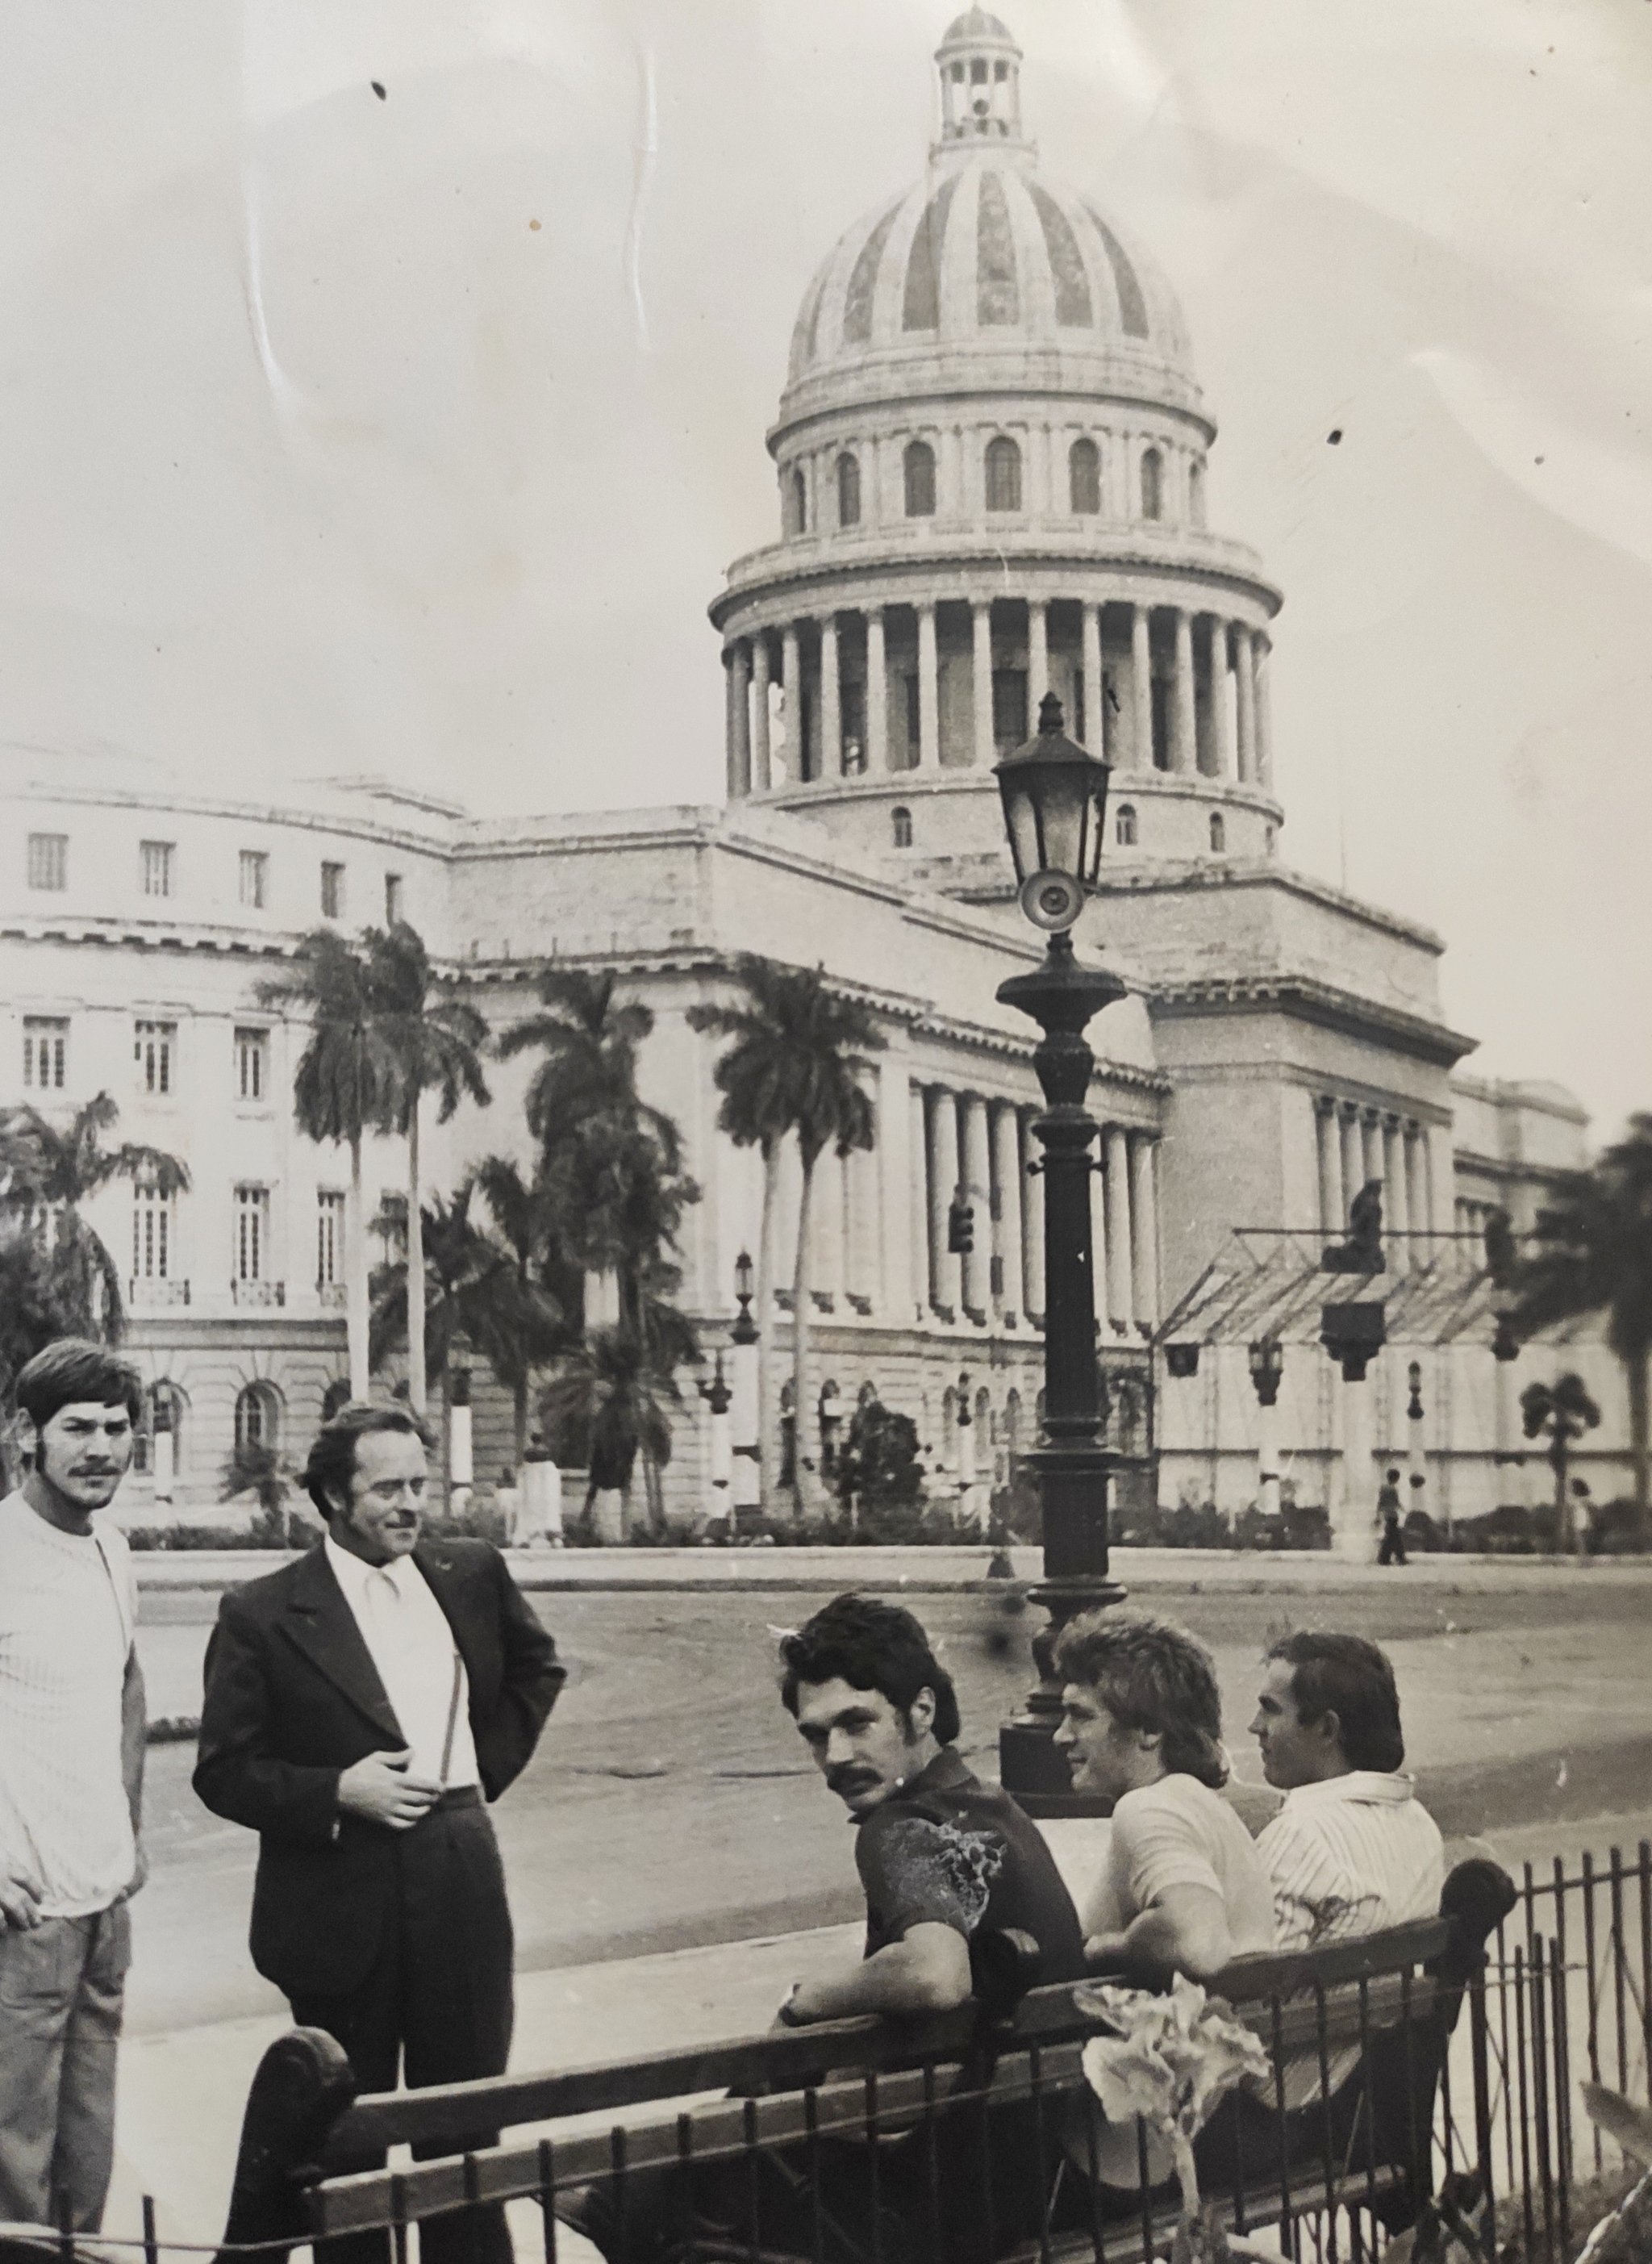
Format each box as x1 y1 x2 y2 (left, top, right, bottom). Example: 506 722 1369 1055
104 1801 1652 2255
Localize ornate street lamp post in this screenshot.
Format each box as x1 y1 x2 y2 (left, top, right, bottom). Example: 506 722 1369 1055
993 694 1130 1811
728 1251 761 1533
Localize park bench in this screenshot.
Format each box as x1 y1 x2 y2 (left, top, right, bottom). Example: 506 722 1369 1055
218 1859 1516 2264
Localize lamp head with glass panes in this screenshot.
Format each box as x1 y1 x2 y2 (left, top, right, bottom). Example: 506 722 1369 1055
994 693 1112 937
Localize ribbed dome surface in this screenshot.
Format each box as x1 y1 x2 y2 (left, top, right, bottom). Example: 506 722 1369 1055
782 149 1199 416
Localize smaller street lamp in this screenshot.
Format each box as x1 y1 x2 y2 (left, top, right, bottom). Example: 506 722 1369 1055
1248 1339 1285 1522
697 1351 735 1530
728 1251 761 1529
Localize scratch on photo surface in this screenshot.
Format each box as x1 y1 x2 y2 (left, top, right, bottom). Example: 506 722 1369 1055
626 45 657 353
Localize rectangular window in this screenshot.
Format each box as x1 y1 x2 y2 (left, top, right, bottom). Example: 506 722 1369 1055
991 667 1028 748
235 1026 268 1102
134 1019 177 1096
239 850 267 909
234 1184 269 1282
140 841 175 898
27 833 67 892
23 1017 68 1091
384 874 404 925
903 674 920 755
320 862 345 918
132 1183 172 1280
316 1190 345 1288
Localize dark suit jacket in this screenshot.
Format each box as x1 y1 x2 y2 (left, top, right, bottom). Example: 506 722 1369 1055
194 1538 565 1996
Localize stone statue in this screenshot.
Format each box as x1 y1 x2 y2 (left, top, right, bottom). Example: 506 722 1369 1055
1322 1179 1386 1274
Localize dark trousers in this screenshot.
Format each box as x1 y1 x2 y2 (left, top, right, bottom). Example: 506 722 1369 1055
288 1794 515 2264
1378 1517 1408 1565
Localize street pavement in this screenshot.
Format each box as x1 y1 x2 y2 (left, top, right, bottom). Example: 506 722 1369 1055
101 1551 1652 2254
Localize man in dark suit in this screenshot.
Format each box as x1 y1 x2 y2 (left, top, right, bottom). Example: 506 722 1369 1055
195 1403 565 2264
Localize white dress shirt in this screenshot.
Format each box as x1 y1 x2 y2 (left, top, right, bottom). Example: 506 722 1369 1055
1256 1769 1444 1953
324 1537 479 1790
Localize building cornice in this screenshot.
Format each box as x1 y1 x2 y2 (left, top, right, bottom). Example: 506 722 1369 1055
1148 974 1477 1069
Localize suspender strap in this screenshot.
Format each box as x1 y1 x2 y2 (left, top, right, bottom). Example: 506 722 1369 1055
438 1651 463 1787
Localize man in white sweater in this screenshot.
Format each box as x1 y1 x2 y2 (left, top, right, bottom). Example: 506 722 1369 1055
0 1341 147 2247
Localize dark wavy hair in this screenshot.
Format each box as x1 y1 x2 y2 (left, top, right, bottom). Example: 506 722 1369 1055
1264 1631 1405 1773
303 1402 436 1520
778 1593 961 1746
16 1340 143 1431
1053 1610 1228 1789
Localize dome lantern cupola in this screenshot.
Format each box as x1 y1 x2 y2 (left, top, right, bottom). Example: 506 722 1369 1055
934 9 1027 152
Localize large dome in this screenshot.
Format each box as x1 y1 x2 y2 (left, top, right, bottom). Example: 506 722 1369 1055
777 14 1203 436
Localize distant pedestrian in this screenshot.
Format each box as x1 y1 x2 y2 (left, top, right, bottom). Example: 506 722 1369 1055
1376 1467 1407 1564
0 1341 148 2250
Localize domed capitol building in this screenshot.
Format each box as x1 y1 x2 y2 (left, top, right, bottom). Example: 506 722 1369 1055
0 11 1622 1533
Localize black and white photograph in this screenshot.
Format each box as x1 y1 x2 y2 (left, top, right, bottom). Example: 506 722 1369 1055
1 5 1649 2261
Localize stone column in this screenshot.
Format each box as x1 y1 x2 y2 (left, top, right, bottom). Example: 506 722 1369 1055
926 1086 961 1315
1254 637 1274 789
1234 624 1256 784
1131 604 1153 769
1021 1108 1046 1322
1028 598 1049 713
1091 1158 1112 1335
1339 1106 1363 1229
724 642 751 799
1170 608 1195 773
1128 1133 1160 1326
1426 1122 1454 1234
971 600 995 767
961 1093 991 1320
1383 1114 1410 1272
751 634 772 790
991 1100 1024 1322
1316 1100 1341 1236
1405 1127 1429 1267
819 612 841 780
1211 619 1234 779
1361 1111 1383 1198
812 1143 845 1309
916 602 940 769
874 1053 908 1317
1081 602 1103 754
909 1080 930 1321
1104 1123 1134 1330
781 621 802 781
866 608 889 775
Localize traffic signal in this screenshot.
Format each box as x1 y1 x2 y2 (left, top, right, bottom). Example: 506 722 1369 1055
947 1199 974 1255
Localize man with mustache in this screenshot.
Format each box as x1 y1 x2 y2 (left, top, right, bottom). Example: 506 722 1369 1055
195 1402 565 2264
0 1341 147 2256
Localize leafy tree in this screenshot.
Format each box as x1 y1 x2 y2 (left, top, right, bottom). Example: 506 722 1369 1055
0 1093 188 1344
1520 1372 1602 1552
258 931 394 1395
688 958 883 1513
468 1156 579 1471
834 1397 924 1532
538 1328 681 1538
369 1186 510 1449
0 1218 81 1478
366 923 491 1415
1508 1115 1652 1523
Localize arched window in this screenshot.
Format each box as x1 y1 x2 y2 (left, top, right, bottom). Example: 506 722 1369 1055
903 440 936 517
1140 446 1163 522
1208 811 1225 854
891 805 913 848
1116 803 1137 846
985 435 1022 512
787 466 808 537
836 451 861 528
133 1382 186 1478
1069 437 1101 515
235 1381 280 1455
1189 460 1206 529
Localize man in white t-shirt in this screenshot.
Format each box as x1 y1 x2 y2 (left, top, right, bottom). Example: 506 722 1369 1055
1053 1610 1275 1979
0 1340 147 2245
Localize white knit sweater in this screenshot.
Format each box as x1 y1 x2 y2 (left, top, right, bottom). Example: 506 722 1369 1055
0 1490 136 1917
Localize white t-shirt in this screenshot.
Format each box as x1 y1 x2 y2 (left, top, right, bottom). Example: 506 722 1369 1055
0 1490 136 1917
1079 1772 1277 1957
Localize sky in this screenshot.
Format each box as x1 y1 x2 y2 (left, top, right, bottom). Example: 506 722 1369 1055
0 0 1649 1136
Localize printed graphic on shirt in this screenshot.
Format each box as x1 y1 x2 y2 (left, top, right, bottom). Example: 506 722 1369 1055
874 1815 1006 1934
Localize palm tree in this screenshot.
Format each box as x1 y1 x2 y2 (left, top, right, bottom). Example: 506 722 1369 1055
0 1094 189 1343
1509 1114 1652 1525
538 1328 680 1539
258 931 394 1397
1520 1372 1601 1552
0 1216 81 1478
469 1156 580 1470
366 924 492 1415
688 958 883 1513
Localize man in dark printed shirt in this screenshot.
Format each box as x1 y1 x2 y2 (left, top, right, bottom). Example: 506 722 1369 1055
561 1594 1082 2263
